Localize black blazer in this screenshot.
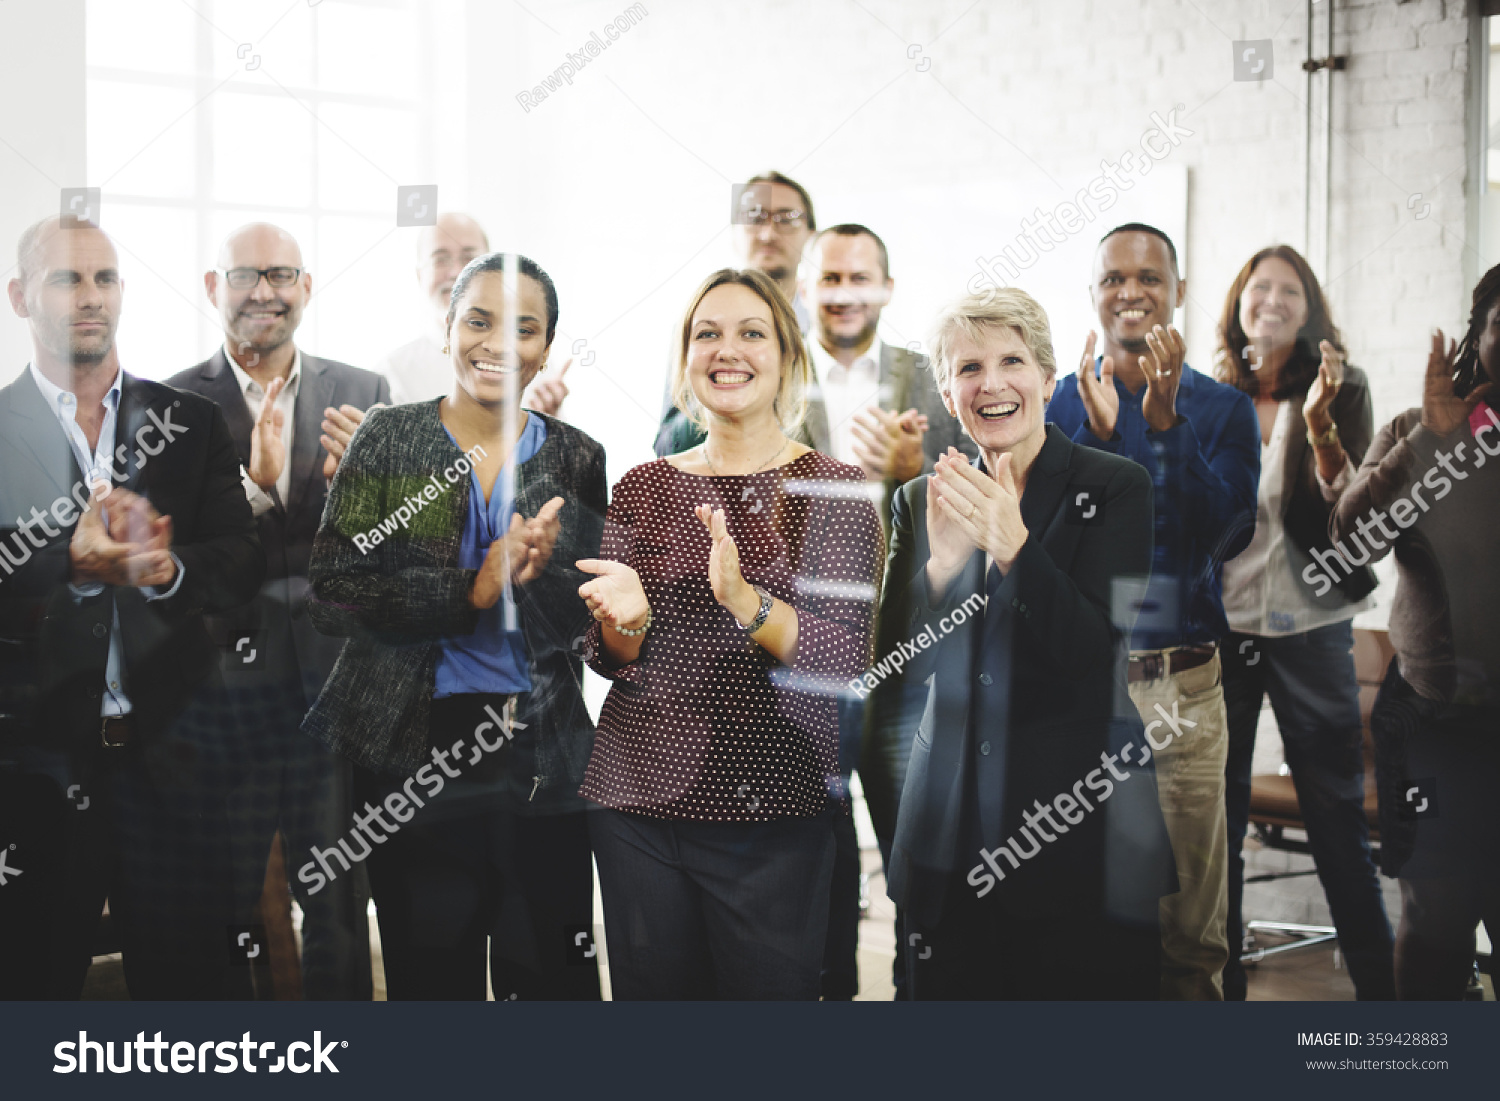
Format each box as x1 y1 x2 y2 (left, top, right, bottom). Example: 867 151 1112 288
0 368 263 752
302 400 606 811
879 425 1176 928
167 349 391 691
1276 364 1377 606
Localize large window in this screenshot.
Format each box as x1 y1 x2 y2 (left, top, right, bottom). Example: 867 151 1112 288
86 0 445 377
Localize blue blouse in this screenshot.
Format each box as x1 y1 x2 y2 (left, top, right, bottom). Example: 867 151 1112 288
433 413 548 698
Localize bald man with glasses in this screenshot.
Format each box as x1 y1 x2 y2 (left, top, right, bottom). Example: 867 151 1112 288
168 223 389 1000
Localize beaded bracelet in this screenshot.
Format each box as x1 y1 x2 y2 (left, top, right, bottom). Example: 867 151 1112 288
609 606 652 637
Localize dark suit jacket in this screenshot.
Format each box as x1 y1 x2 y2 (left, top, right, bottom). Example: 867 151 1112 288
301 400 606 812
1276 364 1377 606
0 368 262 753
166 349 391 694
879 425 1175 928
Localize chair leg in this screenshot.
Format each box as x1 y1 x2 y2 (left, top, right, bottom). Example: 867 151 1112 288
1242 920 1338 963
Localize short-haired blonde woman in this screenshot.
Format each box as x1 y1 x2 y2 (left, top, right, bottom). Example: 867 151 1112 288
575 268 883 1000
878 287 1176 999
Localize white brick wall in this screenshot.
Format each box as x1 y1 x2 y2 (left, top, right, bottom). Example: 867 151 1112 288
490 0 1479 497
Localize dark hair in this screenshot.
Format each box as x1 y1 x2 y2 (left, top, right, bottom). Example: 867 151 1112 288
1215 245 1342 401
1099 222 1179 277
812 223 890 280
746 170 816 232
1453 262 1500 398
446 252 558 345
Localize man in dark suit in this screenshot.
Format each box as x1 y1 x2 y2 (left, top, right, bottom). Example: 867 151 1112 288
168 222 389 999
0 216 263 998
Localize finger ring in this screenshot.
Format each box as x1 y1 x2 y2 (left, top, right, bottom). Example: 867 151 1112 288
967 502 976 519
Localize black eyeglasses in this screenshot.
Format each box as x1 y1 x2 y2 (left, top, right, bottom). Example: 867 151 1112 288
220 266 303 289
742 209 807 232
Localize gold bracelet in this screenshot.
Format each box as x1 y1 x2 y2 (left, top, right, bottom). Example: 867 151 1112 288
1307 422 1339 449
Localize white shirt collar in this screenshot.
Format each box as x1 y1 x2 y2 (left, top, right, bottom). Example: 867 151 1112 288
223 344 303 397
808 331 883 388
29 360 122 419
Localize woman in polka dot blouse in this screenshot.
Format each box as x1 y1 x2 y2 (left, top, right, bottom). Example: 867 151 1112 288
576 269 883 999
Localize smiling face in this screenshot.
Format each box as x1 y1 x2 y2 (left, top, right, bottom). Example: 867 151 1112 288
11 223 122 368
810 232 890 352
942 324 1056 458
1238 255 1309 352
209 224 308 357
1091 231 1183 355
686 282 785 424
446 271 551 407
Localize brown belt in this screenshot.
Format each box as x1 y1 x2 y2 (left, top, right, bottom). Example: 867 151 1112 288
1127 644 1217 684
101 716 133 748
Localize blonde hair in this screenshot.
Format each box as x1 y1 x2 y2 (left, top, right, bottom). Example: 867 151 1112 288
928 287 1057 395
671 268 810 434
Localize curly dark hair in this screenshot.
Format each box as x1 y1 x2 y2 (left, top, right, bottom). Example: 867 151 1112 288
1215 245 1342 401
1452 262 1500 399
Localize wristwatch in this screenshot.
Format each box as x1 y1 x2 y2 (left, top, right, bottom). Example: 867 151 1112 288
1307 422 1339 449
741 585 774 634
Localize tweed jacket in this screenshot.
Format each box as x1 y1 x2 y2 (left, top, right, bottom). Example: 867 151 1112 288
301 399 606 810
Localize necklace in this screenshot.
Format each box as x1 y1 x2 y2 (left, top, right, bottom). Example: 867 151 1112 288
703 436 789 477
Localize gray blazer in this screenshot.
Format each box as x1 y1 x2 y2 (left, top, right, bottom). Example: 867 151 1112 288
168 349 391 692
800 342 975 484
301 400 607 810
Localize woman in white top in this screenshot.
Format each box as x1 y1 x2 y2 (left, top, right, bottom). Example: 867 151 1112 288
1214 245 1394 1001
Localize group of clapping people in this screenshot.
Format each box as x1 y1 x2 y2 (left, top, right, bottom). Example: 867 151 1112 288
1 168 1495 1004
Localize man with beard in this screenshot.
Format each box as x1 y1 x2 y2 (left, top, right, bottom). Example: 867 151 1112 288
167 223 387 999
0 217 262 997
654 171 816 456
1046 224 1260 999
374 212 569 415
804 224 973 1000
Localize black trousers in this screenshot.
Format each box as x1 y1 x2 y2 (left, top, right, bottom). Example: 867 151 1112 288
908 877 1160 1000
0 731 253 1000
354 695 599 1001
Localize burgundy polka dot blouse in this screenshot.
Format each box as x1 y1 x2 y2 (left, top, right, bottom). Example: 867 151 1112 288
579 451 884 821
